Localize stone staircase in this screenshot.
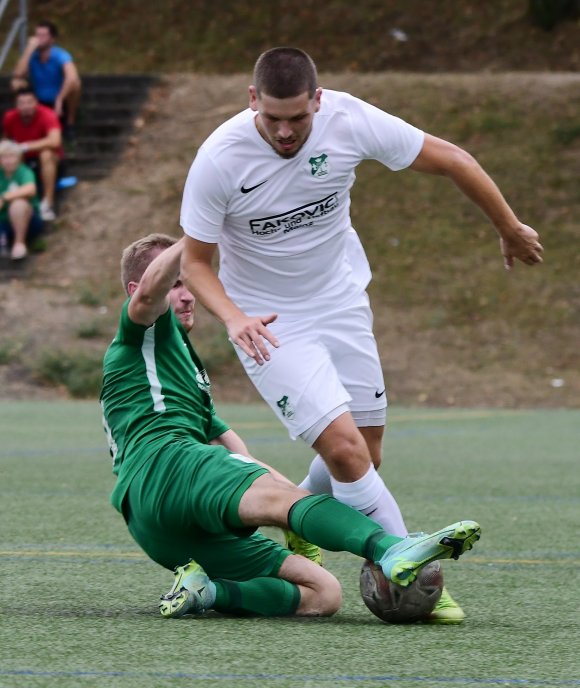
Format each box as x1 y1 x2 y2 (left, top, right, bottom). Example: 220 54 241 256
0 73 158 181
0 74 157 275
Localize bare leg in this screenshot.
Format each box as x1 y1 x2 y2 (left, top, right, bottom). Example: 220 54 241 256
300 423 385 492
238 473 309 527
359 424 384 469
64 80 82 125
8 199 32 259
39 149 58 208
277 554 341 616
313 413 372 481
312 413 407 535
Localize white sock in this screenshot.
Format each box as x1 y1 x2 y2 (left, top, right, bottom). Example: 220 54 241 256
298 454 333 495
330 464 408 536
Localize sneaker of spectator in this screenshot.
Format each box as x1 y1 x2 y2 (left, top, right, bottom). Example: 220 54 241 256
40 198 56 221
10 241 28 261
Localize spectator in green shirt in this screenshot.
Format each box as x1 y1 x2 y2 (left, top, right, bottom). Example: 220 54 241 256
0 139 43 260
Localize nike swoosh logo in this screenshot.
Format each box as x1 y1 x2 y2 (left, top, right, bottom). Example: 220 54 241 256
241 180 268 194
375 389 385 398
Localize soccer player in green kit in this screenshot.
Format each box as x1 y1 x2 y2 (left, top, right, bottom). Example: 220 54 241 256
100 233 481 619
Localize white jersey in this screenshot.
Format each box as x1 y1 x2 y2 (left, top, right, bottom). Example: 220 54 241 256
181 89 424 317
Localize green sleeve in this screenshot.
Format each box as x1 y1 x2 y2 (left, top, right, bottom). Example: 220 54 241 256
207 410 230 442
17 164 36 185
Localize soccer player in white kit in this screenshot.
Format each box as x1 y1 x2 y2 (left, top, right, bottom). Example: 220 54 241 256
180 48 543 623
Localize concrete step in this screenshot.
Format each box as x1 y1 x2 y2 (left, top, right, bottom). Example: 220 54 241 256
64 135 125 153
80 74 158 89
0 73 158 183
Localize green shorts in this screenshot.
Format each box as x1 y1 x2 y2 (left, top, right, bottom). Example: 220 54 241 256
121 438 291 580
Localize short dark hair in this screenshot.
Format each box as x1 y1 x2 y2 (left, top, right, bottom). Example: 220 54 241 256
15 87 37 101
253 47 318 99
121 233 177 293
37 21 58 38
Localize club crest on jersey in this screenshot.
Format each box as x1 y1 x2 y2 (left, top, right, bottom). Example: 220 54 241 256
276 395 295 420
195 368 211 394
309 153 329 178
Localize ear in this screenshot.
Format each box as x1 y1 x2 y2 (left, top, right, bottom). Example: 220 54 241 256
249 85 258 112
314 87 322 113
127 281 138 297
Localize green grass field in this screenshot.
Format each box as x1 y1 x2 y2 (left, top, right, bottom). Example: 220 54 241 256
1 402 579 688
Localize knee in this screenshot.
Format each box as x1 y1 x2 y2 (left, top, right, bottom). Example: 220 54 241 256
300 569 342 617
8 198 28 213
39 149 57 164
7 198 31 221
317 573 342 616
323 433 370 475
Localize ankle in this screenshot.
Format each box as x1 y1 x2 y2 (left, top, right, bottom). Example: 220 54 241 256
365 531 404 563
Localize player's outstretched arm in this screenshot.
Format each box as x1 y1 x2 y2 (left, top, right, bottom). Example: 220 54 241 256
127 238 184 326
181 236 279 364
210 429 295 486
409 134 544 270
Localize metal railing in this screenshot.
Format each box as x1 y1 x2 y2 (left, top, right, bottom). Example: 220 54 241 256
0 0 27 71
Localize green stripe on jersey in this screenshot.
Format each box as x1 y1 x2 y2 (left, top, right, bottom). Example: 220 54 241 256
100 300 229 512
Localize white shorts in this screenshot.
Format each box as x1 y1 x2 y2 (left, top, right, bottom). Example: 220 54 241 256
234 292 387 444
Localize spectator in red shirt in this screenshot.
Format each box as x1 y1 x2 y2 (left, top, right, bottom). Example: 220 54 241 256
2 88 63 221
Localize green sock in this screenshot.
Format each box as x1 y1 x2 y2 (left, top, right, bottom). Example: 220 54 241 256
288 494 403 561
213 578 301 617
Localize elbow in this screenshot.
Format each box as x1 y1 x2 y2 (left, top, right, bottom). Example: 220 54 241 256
455 146 478 168
442 145 480 179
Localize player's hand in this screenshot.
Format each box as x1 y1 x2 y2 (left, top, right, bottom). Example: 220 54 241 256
226 313 279 365
500 223 543 271
54 99 63 117
27 36 40 51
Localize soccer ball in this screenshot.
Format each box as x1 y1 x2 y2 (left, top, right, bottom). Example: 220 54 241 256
359 559 443 624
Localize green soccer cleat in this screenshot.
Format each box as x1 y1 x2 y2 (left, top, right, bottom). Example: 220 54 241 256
379 520 481 587
159 560 216 619
424 586 465 624
284 530 323 566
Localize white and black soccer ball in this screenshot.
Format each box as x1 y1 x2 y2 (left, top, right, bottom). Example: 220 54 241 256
360 559 443 624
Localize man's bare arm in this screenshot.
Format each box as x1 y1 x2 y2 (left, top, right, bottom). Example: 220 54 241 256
128 238 184 326
410 134 543 270
2 182 36 202
181 236 279 364
12 36 38 79
22 126 62 153
210 429 295 486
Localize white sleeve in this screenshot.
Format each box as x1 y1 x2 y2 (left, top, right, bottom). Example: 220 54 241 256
180 147 229 243
348 95 424 171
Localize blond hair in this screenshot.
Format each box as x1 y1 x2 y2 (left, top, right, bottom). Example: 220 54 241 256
120 233 177 293
0 139 23 159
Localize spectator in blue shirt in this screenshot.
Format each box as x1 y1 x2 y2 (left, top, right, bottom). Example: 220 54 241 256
12 21 81 138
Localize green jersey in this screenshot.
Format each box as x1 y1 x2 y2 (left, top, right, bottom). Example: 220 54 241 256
0 163 39 221
100 299 229 509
